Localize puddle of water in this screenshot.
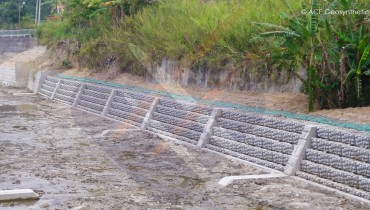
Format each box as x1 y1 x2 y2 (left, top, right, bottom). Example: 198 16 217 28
0 199 38 208
12 125 27 130
118 151 138 161
0 104 38 112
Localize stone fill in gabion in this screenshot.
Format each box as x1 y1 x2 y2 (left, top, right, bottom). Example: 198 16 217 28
116 90 154 103
299 127 370 200
114 96 152 110
216 118 300 144
206 109 301 172
221 110 305 133
147 99 212 145
39 77 155 127
83 89 110 100
159 99 212 115
156 105 209 124
317 128 369 148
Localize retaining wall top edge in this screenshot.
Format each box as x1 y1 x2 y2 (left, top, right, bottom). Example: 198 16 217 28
55 74 370 134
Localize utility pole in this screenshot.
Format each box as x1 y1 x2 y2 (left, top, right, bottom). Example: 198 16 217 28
35 0 42 26
38 0 41 26
18 2 25 24
35 0 38 25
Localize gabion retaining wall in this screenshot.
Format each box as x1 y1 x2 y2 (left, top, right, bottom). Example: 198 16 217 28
36 76 370 201
39 76 155 127
205 110 304 171
107 89 155 127
296 127 370 200
147 99 212 145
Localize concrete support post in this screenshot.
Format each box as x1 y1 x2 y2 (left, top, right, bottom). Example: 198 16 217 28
50 79 61 100
102 89 117 116
284 125 317 176
73 84 86 107
35 72 47 94
140 98 160 130
197 108 222 147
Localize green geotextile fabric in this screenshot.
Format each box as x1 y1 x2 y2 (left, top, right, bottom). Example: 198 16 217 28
58 74 370 133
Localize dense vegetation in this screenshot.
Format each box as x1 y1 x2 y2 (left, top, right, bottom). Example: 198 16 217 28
37 0 370 111
0 0 57 29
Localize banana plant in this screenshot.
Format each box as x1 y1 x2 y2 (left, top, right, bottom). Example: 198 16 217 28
345 44 370 106
255 0 322 112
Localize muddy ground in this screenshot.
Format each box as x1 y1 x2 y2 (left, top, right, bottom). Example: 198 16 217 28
1 86 370 210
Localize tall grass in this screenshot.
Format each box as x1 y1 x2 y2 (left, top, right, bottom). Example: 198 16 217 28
106 0 305 66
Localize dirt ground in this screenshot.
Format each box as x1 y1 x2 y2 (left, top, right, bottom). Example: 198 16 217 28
1 86 370 209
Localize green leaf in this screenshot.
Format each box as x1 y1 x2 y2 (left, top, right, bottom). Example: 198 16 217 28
363 70 370 76
357 46 370 74
344 68 356 83
260 31 299 38
309 0 319 35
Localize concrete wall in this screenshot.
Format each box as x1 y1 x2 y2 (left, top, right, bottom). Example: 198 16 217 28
0 35 36 55
0 61 35 87
0 34 38 87
37 76 370 200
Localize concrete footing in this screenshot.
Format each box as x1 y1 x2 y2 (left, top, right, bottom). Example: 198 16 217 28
0 189 39 201
218 173 288 187
98 129 142 138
